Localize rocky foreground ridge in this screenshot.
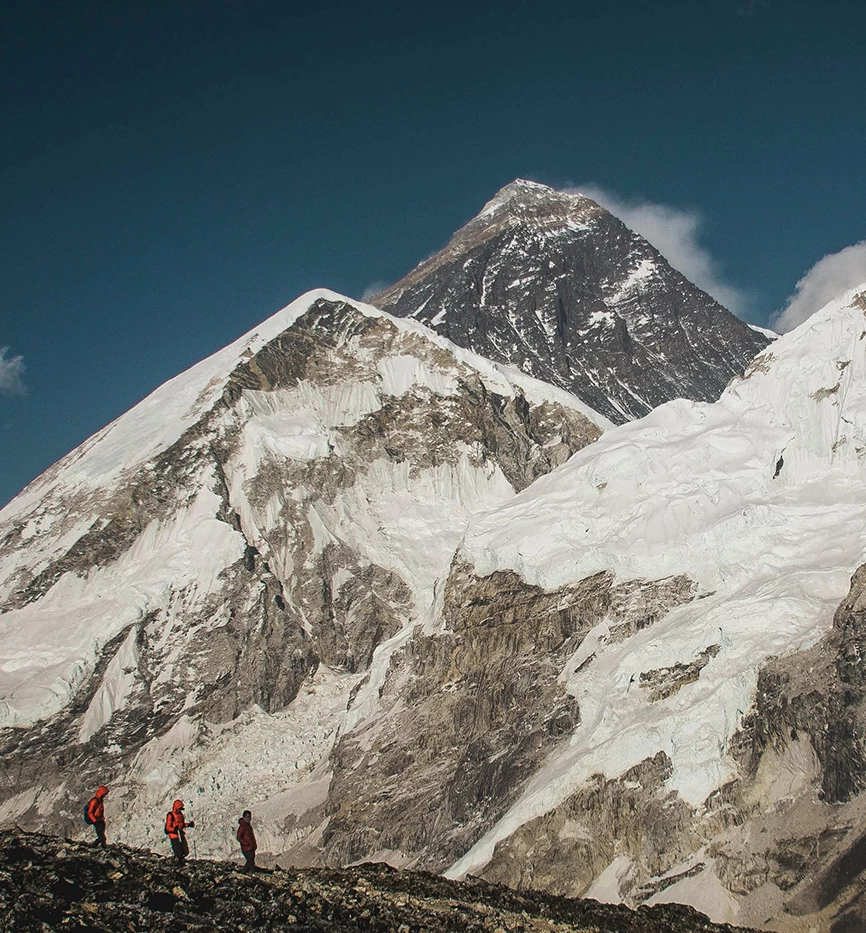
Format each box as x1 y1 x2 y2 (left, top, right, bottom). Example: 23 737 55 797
0 830 754 933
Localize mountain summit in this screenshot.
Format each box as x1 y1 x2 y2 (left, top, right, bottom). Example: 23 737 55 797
372 179 769 422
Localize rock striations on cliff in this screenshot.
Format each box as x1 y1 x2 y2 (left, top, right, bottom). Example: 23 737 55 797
372 179 770 423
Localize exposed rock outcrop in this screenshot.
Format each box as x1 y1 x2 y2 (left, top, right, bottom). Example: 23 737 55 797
701 562 866 931
318 566 698 874
481 752 698 902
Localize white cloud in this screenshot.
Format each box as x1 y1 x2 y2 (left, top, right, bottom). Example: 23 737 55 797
569 185 749 316
360 281 388 302
771 242 866 333
0 347 25 396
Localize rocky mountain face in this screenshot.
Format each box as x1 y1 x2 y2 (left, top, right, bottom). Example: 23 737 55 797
372 180 770 423
713 563 866 933
430 286 866 933
1 830 754 933
0 290 604 863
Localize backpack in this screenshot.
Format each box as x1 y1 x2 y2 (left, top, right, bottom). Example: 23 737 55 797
83 801 95 825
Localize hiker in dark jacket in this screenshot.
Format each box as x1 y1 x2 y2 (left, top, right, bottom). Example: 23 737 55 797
236 810 257 871
86 786 109 847
165 799 195 865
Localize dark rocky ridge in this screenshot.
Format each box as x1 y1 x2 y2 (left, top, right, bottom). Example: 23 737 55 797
373 180 770 423
0 829 756 933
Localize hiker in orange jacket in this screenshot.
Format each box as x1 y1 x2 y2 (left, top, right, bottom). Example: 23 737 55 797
86 786 109 847
165 799 195 865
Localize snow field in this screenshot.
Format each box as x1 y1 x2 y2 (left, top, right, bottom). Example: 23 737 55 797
0 479 244 727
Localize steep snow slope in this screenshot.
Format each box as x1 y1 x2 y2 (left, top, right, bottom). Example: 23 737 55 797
0 293 327 524
373 180 770 422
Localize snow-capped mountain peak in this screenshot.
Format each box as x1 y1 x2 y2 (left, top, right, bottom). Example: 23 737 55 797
2 289 348 523
0 289 607 728
372 180 769 423
7 196 866 930
475 178 601 225
0 286 609 874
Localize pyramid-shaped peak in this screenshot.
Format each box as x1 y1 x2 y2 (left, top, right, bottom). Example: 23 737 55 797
477 178 600 221
371 179 770 424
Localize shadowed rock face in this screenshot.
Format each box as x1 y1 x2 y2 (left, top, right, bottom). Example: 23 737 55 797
482 752 699 902
469 561 866 931
293 553 866 931
373 180 770 423
730 565 866 808
318 565 698 874
0 829 757 933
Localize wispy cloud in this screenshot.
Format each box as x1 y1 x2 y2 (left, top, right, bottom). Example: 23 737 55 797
571 185 749 316
0 347 25 396
360 281 388 302
772 242 866 333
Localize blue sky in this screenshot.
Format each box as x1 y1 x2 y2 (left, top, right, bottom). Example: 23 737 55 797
2 0 866 507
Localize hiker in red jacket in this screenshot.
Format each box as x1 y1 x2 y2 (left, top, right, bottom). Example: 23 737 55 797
236 810 257 871
165 799 195 865
86 786 109 847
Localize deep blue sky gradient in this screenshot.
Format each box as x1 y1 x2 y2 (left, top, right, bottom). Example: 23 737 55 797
2 0 866 506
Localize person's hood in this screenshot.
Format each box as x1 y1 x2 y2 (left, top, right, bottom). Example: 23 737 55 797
95 786 108 798
172 800 184 810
